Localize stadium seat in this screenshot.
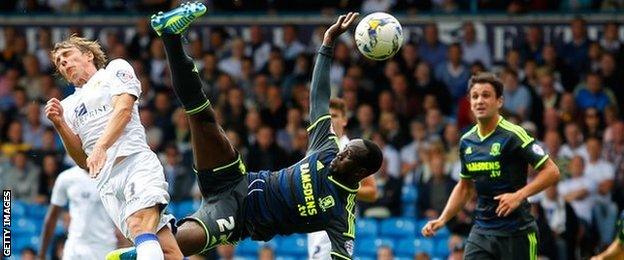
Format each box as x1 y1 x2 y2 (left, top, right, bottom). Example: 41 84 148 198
395 257 413 260
15 218 37 235
26 203 48 219
396 238 434 256
356 218 378 238
12 200 27 218
235 238 260 256
379 218 416 238
276 235 307 257
275 256 297 260
233 255 256 260
401 185 418 203
355 237 394 257
354 257 374 260
402 204 416 218
175 200 196 218
434 238 450 258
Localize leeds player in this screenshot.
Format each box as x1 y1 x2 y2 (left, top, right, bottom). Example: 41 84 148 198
107 5 382 260
45 35 182 259
421 73 560 259
38 166 117 259
307 98 378 260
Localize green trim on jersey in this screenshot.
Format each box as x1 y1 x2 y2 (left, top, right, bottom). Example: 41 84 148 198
307 115 331 132
328 176 359 193
331 252 351 260
343 193 357 238
185 100 211 115
499 120 534 147
528 231 537 260
533 154 549 170
461 125 477 140
476 117 504 141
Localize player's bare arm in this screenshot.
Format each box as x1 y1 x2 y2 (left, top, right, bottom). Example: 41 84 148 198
88 93 137 177
45 98 88 169
37 205 63 260
495 159 560 217
421 178 475 237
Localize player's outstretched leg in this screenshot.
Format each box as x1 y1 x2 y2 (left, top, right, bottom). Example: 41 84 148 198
151 2 237 170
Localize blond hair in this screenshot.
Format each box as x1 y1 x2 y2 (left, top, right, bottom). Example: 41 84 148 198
51 34 107 70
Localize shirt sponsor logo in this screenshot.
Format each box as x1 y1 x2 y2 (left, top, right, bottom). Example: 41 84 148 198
74 103 87 117
116 70 134 83
298 163 318 217
466 161 501 172
74 105 111 127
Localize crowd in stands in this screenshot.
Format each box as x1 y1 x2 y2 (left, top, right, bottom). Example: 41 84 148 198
1 12 624 259
2 0 624 14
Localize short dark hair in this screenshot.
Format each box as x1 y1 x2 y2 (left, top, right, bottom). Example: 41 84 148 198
468 72 504 98
360 139 383 174
329 98 346 116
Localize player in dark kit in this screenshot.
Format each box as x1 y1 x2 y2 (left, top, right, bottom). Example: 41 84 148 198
421 73 560 260
107 4 381 260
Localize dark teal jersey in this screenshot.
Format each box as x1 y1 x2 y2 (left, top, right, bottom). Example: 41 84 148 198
244 115 358 259
459 117 549 235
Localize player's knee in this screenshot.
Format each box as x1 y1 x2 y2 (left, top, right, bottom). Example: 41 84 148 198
162 247 184 259
127 209 160 236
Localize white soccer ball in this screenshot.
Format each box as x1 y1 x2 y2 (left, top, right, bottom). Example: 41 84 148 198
354 12 404 61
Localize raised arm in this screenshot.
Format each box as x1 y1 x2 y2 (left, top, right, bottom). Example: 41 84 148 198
45 98 88 169
309 12 358 122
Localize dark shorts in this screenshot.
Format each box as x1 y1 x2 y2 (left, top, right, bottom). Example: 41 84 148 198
177 155 248 253
464 230 538 260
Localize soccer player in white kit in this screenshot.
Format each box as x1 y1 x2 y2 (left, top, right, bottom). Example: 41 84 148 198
44 35 183 259
38 166 117 259
307 98 378 259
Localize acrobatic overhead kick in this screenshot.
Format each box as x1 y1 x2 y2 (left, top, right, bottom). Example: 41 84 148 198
108 3 382 260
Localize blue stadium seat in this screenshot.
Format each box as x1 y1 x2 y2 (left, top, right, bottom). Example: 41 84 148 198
12 200 27 218
379 218 416 238
395 257 413 260
434 238 450 259
233 255 256 260
235 238 260 256
396 238 434 256
26 203 48 219
275 256 297 260
401 185 418 203
402 204 416 218
175 200 196 218
355 237 394 257
276 235 307 257
15 218 37 235
356 218 378 238
354 257 374 260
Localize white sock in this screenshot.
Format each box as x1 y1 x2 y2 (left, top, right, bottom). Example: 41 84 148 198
135 233 164 260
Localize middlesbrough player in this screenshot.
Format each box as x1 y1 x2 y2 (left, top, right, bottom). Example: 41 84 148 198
45 35 182 259
108 4 382 260
307 98 378 260
38 166 118 259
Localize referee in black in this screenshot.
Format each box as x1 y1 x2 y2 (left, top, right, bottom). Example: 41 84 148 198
421 73 560 260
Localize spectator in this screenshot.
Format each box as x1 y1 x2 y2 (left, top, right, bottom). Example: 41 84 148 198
245 125 289 171
22 102 45 149
19 54 45 100
599 53 624 112
276 107 304 152
558 92 580 124
541 44 577 91
412 61 452 116
560 122 589 161
127 18 154 61
379 112 408 149
246 25 272 72
424 108 446 140
37 154 60 203
34 28 53 73
417 154 456 219
461 22 492 68
279 24 306 61
582 107 604 139
599 22 621 54
217 244 235 260
501 67 532 120
371 131 401 179
1 151 40 202
401 121 428 183
390 74 419 120
543 130 568 175
560 17 591 75
1 120 31 157
588 42 604 72
220 87 248 137
218 37 246 80
258 245 275 260
160 144 194 202
139 108 163 151
20 248 36 260
558 156 593 226
537 70 562 110
350 103 377 140
537 185 580 260
260 86 288 129
574 72 617 112
519 25 544 62
397 42 419 76
443 123 461 180
434 43 470 105
419 23 447 68
604 121 624 209
376 245 394 260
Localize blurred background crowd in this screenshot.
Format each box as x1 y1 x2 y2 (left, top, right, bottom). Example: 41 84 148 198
1 0 624 260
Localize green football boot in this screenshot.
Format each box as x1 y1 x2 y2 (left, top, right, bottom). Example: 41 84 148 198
105 247 136 260
150 2 207 36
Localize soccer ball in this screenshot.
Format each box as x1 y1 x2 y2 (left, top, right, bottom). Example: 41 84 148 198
354 12 404 61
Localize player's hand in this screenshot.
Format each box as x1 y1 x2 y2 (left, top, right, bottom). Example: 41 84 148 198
87 145 107 178
45 98 64 125
323 12 359 46
421 218 445 237
494 192 523 217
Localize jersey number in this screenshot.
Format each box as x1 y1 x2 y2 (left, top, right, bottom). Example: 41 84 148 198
216 216 235 232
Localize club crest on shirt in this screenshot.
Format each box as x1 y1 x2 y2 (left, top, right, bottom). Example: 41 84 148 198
74 103 87 117
490 142 501 156
116 70 133 83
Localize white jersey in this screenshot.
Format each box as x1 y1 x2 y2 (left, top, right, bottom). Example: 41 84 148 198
50 166 117 246
60 59 150 167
